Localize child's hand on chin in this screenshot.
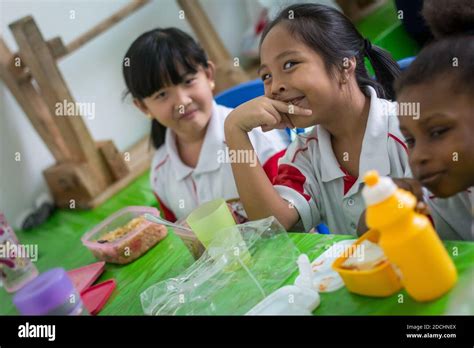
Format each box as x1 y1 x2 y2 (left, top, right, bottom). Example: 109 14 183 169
225 96 312 133
392 178 430 215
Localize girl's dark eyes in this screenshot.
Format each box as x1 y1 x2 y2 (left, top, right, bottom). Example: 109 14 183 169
184 77 196 85
261 73 271 82
404 127 450 148
261 61 298 81
429 127 449 139
154 91 167 99
404 137 415 149
283 61 298 70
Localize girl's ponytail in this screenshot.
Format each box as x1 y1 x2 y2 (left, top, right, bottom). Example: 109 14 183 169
363 39 401 100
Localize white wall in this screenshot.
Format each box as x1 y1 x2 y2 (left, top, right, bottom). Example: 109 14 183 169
0 0 252 226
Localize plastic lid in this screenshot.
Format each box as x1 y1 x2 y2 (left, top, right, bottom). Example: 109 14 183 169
362 170 397 206
67 261 105 294
81 279 116 315
13 268 76 315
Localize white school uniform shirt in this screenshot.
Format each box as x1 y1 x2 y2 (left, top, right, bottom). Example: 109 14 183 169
150 101 288 221
273 86 411 235
426 190 473 241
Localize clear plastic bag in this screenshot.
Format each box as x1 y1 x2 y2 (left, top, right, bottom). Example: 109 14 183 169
140 217 300 315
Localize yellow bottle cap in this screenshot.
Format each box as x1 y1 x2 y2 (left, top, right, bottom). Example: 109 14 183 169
364 170 380 187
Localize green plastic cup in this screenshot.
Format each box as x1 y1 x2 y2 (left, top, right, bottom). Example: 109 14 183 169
186 199 236 248
186 199 250 264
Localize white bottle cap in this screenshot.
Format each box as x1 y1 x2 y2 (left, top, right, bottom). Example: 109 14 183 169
362 170 397 206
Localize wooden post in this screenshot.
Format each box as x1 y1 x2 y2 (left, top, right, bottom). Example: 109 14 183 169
66 0 150 54
177 0 249 93
9 16 113 193
8 0 150 83
0 38 71 162
97 140 130 180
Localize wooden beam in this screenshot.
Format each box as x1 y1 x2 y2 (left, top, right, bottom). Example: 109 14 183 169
43 162 103 208
8 37 67 83
47 36 67 59
87 135 153 208
97 140 130 180
43 135 153 210
177 0 231 63
66 0 150 54
124 134 153 173
0 37 71 162
9 16 112 189
8 0 150 83
177 0 248 93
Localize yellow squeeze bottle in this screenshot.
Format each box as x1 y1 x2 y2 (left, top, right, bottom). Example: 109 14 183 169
362 171 457 302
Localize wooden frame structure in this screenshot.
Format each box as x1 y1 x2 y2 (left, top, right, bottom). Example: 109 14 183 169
0 0 381 209
0 0 249 209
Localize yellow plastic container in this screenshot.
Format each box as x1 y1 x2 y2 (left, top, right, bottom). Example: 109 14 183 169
362 171 457 302
333 229 402 297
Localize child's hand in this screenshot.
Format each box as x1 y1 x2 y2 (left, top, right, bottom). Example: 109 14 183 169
225 96 313 133
392 178 424 202
392 178 430 215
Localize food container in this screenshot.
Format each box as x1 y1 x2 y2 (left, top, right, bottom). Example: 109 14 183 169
81 207 167 264
332 229 402 297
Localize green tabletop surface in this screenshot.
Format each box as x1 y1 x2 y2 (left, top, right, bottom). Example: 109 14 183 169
1 172 473 315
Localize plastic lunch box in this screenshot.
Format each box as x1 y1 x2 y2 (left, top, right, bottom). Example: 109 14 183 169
81 206 168 264
332 229 403 297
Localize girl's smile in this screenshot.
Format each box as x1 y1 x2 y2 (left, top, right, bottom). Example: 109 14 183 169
175 106 199 121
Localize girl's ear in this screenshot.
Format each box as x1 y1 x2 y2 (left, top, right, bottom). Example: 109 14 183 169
133 98 149 115
346 56 357 76
339 57 357 84
205 60 216 87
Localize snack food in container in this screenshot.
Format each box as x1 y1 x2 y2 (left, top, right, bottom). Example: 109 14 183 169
81 207 167 264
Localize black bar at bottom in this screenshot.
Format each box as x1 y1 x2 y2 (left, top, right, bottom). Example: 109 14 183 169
0 315 472 345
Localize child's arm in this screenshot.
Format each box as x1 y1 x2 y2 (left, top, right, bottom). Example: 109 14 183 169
224 96 313 230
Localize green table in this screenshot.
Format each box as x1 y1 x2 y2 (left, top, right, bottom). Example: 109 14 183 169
1 172 473 315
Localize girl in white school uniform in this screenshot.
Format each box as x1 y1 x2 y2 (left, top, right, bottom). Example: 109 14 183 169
224 4 409 235
123 28 287 222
